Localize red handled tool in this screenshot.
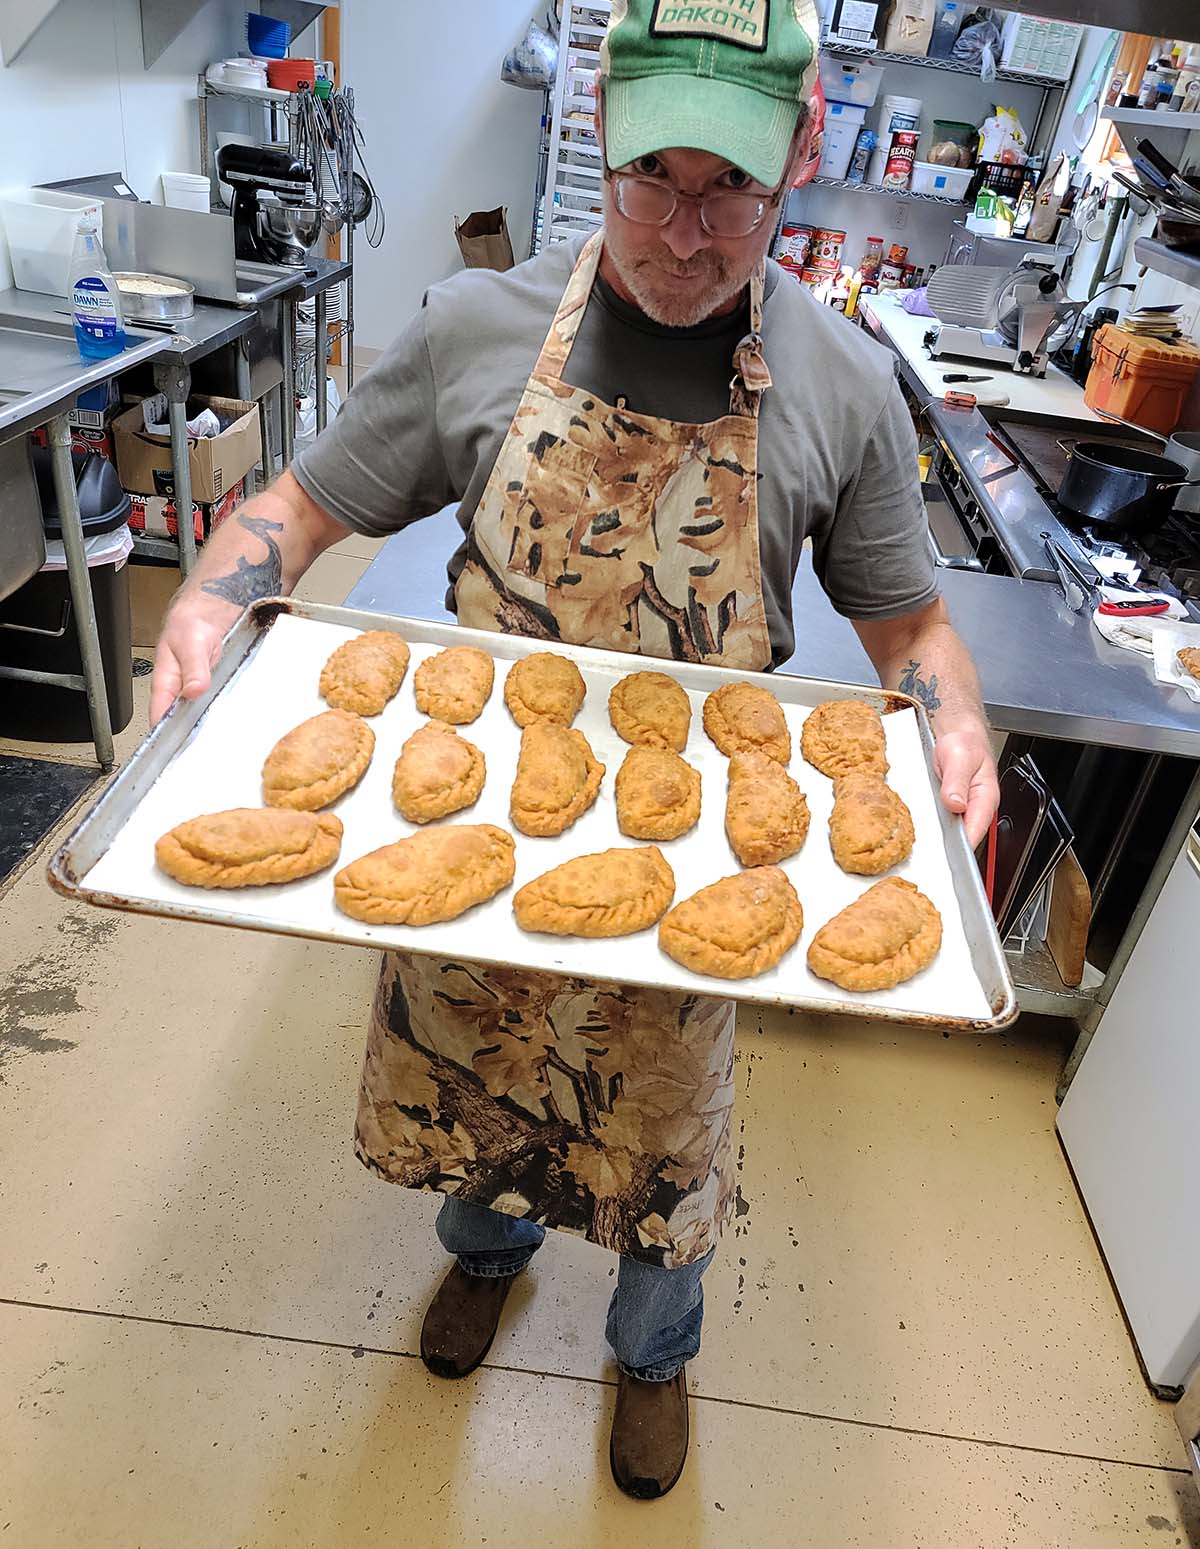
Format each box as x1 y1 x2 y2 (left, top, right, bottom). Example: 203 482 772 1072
1097 597 1171 617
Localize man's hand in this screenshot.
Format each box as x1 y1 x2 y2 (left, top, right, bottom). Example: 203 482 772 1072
148 472 350 726
853 598 999 847
150 601 234 725
932 718 999 849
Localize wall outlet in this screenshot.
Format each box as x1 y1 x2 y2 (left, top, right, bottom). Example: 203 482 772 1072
893 203 909 229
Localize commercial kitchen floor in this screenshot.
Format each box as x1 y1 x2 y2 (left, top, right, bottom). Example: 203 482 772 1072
2 535 1198 1549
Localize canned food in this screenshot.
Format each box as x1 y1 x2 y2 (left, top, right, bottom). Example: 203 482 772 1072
799 266 830 291
777 223 814 267
810 227 846 267
887 242 909 265
878 259 905 289
882 133 918 191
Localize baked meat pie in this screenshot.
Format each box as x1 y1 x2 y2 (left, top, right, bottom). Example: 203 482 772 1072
807 876 941 992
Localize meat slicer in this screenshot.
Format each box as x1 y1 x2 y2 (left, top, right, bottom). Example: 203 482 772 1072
924 260 1077 377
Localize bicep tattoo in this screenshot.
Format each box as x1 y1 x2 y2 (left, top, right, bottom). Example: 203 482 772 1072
200 515 285 607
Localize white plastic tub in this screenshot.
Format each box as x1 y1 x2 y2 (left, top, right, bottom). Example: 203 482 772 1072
817 101 869 181
0 189 102 297
818 56 884 108
909 160 973 200
161 172 211 213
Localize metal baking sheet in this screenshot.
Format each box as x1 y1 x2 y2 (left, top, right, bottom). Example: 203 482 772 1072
49 600 1016 1031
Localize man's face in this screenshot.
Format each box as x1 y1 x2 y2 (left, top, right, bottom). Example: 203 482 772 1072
600 143 794 328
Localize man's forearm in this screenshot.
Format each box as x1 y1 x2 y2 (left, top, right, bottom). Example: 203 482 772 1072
172 471 347 625
887 617 985 735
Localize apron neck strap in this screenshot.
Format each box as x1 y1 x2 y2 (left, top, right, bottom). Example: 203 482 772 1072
730 262 771 419
532 233 772 419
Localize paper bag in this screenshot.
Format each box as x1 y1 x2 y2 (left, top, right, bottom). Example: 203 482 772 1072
454 207 516 271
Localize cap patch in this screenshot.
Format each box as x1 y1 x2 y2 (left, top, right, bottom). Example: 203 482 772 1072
650 0 770 52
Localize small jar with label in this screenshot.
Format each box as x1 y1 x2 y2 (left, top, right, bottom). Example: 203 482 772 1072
859 235 883 287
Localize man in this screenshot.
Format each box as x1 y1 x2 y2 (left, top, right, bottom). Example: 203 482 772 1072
153 0 998 1502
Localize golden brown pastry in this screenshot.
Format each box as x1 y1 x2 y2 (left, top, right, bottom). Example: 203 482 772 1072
724 750 809 867
318 630 410 716
829 771 914 876
334 824 515 925
391 720 485 824
155 808 342 888
615 746 701 842
503 651 586 727
801 699 888 779
1177 646 1200 682
262 709 374 810
658 868 803 980
807 876 942 992
513 846 675 938
608 670 692 751
510 723 604 837
412 645 494 724
702 681 790 764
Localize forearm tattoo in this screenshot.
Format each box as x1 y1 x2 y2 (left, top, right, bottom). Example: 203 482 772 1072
899 658 942 714
200 515 285 607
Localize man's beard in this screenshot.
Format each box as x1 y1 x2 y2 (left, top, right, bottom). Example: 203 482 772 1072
608 241 755 327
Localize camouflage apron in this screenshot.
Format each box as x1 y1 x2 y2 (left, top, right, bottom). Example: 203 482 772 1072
355 233 773 1269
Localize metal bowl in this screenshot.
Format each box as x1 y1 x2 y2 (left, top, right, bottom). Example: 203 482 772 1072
113 272 195 324
259 201 323 253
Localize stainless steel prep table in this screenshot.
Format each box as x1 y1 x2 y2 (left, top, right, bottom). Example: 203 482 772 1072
0 293 173 769
345 514 1200 1073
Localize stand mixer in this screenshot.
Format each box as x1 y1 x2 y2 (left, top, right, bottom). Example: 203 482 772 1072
215 144 321 268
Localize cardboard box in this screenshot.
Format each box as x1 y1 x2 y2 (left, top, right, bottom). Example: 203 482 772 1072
114 395 260 503
127 479 244 545
70 377 121 430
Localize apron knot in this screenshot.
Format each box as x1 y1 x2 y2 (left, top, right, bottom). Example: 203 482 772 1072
732 333 773 398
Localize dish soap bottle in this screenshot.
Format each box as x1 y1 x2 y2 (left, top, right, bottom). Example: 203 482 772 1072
69 215 126 362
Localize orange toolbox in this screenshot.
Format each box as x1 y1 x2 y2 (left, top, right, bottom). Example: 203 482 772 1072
1084 324 1200 435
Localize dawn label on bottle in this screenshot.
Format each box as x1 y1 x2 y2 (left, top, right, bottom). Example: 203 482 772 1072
74 276 119 340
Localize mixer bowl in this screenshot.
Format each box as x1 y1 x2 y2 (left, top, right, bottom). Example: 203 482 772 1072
259 201 323 254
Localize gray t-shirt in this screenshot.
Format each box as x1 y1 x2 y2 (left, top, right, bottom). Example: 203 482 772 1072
293 235 937 665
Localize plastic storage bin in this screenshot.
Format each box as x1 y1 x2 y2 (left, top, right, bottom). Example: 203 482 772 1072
817 101 869 181
909 161 974 200
818 56 884 108
0 189 102 297
1084 326 1200 437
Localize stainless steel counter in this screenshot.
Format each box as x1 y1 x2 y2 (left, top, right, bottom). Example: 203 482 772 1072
0 290 172 441
346 511 1200 760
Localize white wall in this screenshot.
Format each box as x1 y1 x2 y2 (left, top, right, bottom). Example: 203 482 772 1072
343 0 545 352
0 0 258 288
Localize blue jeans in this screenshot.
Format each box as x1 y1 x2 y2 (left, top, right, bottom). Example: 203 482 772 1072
436 1195 714 1383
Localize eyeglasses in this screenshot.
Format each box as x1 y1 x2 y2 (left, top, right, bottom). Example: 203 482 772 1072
610 173 777 238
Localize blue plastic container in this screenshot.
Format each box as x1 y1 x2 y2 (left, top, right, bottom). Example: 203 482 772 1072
247 11 290 58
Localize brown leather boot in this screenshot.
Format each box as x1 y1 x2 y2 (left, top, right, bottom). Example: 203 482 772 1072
420 1262 522 1379
609 1368 689 1500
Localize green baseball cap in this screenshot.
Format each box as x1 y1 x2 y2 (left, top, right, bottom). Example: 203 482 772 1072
600 0 820 188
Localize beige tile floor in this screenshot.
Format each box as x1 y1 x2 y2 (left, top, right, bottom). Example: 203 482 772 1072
2 552 1198 1547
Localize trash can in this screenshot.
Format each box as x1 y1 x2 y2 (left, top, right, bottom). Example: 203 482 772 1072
0 448 134 742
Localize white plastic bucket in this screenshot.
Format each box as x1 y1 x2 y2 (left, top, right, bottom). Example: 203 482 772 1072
817 101 869 181
880 93 923 133
0 189 102 296
161 172 211 213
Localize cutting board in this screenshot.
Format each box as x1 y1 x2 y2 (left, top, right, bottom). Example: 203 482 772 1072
1047 848 1091 988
